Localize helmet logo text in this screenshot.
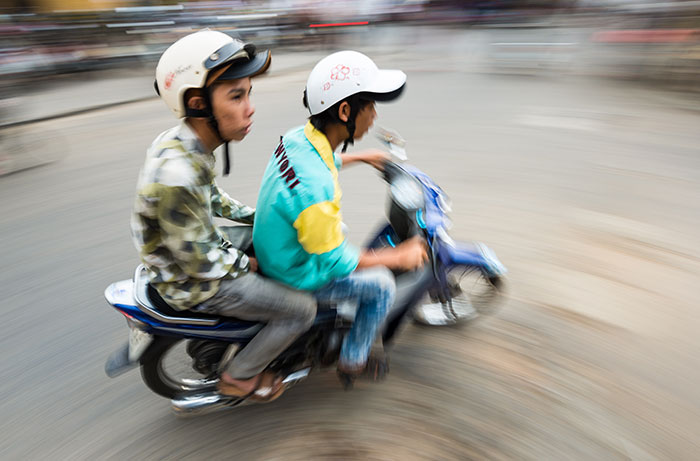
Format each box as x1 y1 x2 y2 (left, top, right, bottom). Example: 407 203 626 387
164 72 175 90
163 65 192 90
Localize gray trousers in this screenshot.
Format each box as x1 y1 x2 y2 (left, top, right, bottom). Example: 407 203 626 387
195 226 317 379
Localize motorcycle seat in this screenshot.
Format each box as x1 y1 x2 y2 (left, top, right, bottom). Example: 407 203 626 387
132 265 340 327
132 265 295 328
146 284 219 321
133 265 223 326
145 284 263 327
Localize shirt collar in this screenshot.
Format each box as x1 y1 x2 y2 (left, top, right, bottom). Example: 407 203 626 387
178 119 211 157
303 121 337 175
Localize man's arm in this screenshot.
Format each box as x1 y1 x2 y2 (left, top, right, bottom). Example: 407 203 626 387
294 199 427 275
158 185 249 279
339 149 388 171
356 237 428 270
294 200 360 279
211 181 255 225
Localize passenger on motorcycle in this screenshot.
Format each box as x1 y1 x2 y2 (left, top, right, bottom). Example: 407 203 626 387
131 30 316 401
253 51 427 385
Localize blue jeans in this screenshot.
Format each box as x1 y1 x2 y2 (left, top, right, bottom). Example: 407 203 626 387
314 267 397 368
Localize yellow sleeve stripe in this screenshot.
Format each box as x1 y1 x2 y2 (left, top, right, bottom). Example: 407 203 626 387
303 121 343 204
304 122 337 176
293 200 345 255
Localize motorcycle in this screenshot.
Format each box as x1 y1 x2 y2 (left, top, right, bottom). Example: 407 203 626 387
104 129 507 415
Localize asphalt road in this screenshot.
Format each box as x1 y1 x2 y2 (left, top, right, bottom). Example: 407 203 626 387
1 33 700 460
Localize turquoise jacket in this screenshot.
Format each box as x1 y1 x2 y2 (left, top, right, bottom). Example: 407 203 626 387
253 122 360 290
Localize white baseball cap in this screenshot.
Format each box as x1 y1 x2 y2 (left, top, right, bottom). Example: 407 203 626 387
304 50 406 115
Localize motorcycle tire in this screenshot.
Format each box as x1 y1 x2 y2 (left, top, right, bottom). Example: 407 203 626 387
140 336 218 399
413 268 504 327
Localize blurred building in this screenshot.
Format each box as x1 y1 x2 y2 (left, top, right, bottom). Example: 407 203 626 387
4 0 123 13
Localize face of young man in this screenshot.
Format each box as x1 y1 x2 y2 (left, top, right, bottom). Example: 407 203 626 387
210 77 255 142
351 101 377 141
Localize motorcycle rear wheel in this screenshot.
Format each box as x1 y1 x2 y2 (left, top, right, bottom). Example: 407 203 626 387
140 337 220 399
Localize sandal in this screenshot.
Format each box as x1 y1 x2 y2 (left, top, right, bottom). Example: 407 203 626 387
336 354 390 390
249 373 286 403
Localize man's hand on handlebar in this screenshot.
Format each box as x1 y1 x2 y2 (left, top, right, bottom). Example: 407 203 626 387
357 236 428 271
359 149 390 171
392 236 428 270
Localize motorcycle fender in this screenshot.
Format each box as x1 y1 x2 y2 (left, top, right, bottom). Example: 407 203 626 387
105 341 138 378
104 328 154 378
443 241 507 276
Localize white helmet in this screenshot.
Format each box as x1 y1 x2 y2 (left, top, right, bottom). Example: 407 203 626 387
304 50 406 116
155 30 270 118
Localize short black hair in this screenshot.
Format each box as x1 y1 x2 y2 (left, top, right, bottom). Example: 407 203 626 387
303 90 374 134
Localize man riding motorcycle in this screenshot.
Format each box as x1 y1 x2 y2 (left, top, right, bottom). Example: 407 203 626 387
253 51 427 386
132 30 315 402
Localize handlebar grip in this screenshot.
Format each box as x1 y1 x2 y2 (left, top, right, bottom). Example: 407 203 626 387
382 161 400 183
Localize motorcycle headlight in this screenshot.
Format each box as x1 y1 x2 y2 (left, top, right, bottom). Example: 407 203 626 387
390 177 424 209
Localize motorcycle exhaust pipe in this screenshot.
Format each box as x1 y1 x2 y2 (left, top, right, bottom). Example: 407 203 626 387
171 392 234 416
171 367 312 416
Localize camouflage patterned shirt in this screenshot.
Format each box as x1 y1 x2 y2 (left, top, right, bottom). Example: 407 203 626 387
131 121 254 310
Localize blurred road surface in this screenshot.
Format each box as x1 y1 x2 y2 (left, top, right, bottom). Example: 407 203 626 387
1 26 700 460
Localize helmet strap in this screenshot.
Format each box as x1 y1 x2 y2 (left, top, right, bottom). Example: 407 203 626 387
341 95 361 153
184 108 210 118
198 87 231 176
222 142 231 176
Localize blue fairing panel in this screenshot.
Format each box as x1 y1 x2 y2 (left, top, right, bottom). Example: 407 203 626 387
443 242 486 267
112 302 263 341
441 241 507 276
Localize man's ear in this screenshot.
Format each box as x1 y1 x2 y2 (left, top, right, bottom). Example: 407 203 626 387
187 95 207 111
338 101 350 123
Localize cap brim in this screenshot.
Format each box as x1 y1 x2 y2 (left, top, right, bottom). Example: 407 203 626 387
363 69 406 101
216 50 271 81
204 41 249 70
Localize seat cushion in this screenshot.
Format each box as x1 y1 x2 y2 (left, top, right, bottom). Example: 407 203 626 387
146 284 262 327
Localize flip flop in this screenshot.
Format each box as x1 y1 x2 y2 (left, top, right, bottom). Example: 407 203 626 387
364 355 389 382
217 373 263 400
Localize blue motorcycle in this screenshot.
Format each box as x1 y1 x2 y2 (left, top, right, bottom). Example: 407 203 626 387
104 131 506 414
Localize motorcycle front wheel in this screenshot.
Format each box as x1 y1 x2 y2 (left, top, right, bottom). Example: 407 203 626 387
140 337 220 399
413 267 504 326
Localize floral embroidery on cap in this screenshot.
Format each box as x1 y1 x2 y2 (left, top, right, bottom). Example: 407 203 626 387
330 64 350 81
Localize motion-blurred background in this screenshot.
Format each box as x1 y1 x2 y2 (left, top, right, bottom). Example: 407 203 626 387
1 1 699 460
2 0 699 96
